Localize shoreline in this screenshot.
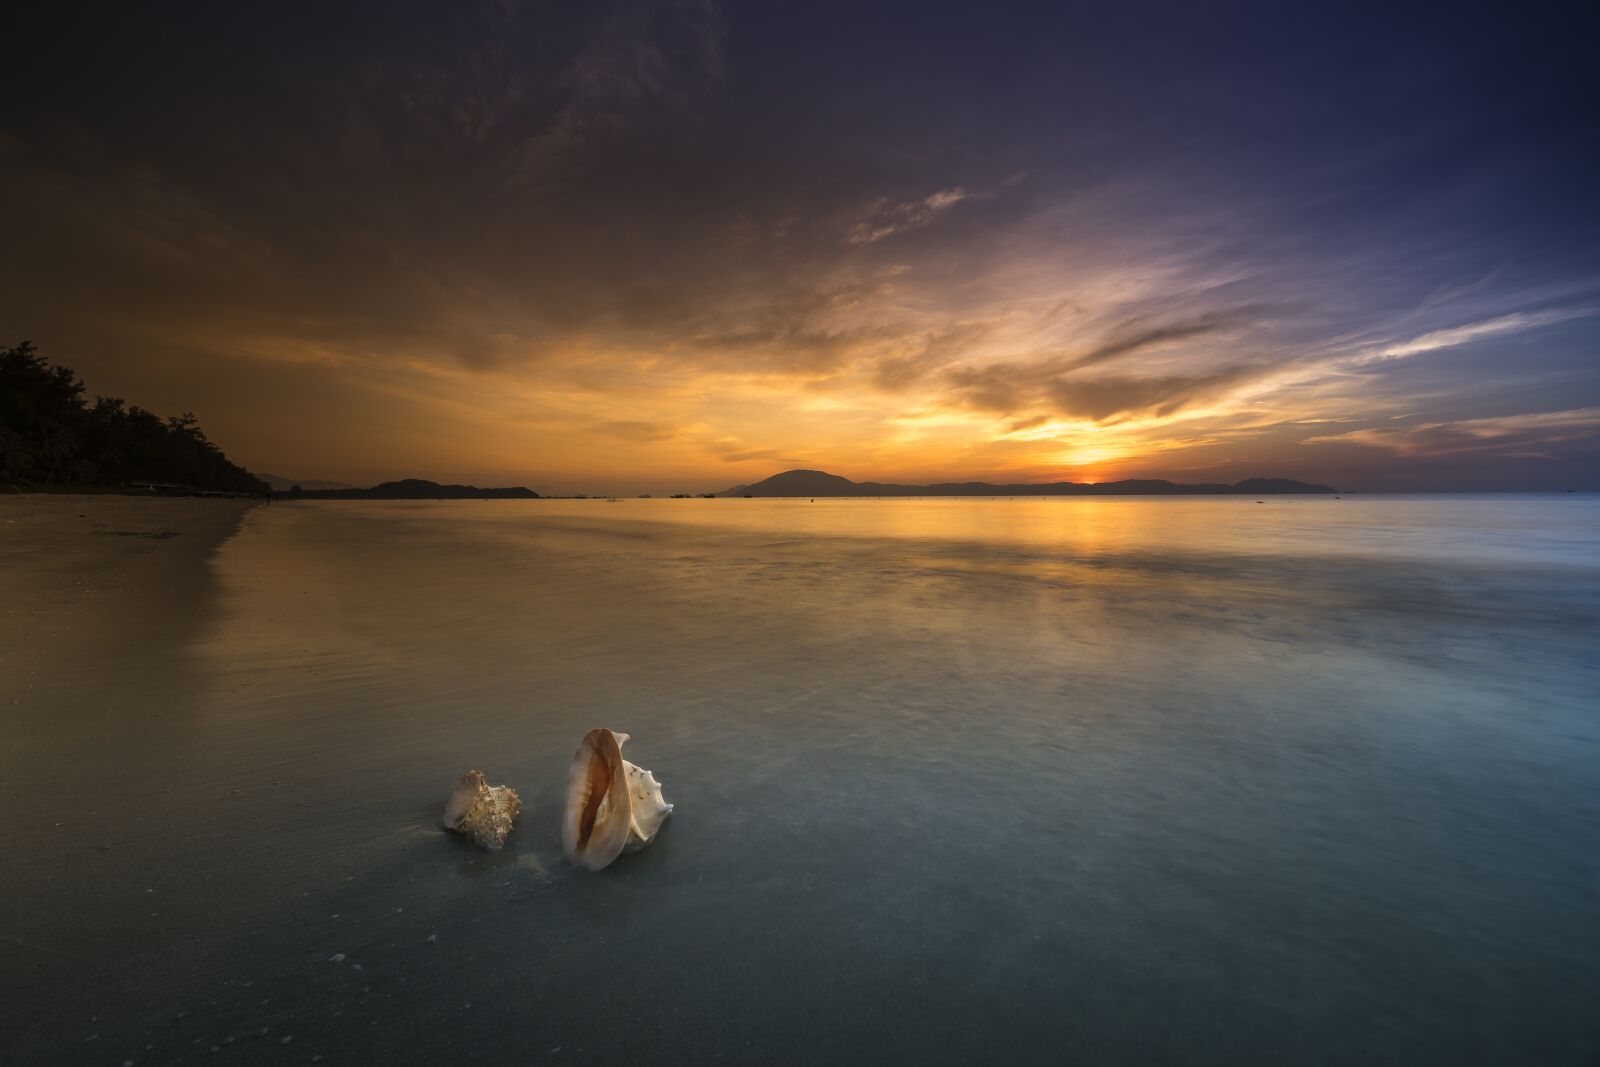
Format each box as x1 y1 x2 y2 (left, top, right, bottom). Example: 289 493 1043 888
0 493 257 726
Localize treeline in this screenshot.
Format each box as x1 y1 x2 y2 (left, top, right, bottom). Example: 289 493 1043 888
0 341 267 494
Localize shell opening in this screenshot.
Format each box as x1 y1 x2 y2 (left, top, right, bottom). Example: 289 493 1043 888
574 745 612 853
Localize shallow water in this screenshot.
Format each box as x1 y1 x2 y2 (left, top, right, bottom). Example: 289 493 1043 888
6 496 1600 1064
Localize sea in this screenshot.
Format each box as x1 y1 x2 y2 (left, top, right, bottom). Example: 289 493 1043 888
5 495 1599 1064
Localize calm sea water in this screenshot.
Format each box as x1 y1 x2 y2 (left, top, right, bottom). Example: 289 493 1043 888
8 496 1600 1064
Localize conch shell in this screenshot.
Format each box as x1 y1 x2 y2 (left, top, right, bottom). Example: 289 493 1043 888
562 729 672 870
443 769 521 851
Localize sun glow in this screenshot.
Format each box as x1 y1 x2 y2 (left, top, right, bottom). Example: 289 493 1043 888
1052 444 1129 470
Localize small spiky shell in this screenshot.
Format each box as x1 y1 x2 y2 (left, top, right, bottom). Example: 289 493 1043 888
562 729 673 871
443 769 521 851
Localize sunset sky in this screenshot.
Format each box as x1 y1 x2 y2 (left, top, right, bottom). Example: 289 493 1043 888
5 2 1597 493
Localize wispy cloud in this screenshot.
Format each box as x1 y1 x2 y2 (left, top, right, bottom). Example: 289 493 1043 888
597 419 678 443
1353 307 1594 364
847 187 971 244
872 321 994 390
678 281 906 374
1306 408 1600 456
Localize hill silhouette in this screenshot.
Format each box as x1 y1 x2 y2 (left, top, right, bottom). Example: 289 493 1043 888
290 478 538 500
720 469 1337 497
1 341 266 495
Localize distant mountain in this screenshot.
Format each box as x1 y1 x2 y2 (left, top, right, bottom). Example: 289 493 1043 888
259 473 353 492
719 469 1336 497
290 478 539 499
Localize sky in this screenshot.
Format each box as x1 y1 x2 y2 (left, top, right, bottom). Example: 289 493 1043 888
4 1 1598 493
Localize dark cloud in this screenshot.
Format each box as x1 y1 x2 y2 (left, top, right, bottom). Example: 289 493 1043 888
1062 308 1266 372
2 1 738 364
944 358 1267 423
1002 415 1050 434
1045 367 1265 422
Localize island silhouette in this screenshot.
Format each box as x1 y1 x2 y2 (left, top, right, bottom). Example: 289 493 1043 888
719 469 1337 497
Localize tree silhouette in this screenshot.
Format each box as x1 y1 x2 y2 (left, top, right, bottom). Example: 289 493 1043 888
0 341 267 494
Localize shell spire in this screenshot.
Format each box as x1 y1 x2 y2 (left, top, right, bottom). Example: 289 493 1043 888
443 769 521 851
562 729 673 870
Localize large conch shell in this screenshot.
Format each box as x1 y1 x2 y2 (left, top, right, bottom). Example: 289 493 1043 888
562 729 673 870
443 769 521 851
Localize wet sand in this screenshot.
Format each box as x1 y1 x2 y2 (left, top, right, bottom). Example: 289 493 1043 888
0 495 256 1062
2 495 1597 1066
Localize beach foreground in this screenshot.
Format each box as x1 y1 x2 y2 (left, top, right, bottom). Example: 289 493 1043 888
2 495 1598 1065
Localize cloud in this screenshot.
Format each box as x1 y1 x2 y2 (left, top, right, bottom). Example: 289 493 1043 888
1354 307 1594 363
942 358 1266 423
598 419 677 442
678 281 907 374
1305 407 1600 456
847 187 970 244
517 0 725 177
1044 367 1265 422
919 305 1276 423
1062 308 1263 372
6 3 1596 492
872 321 994 390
